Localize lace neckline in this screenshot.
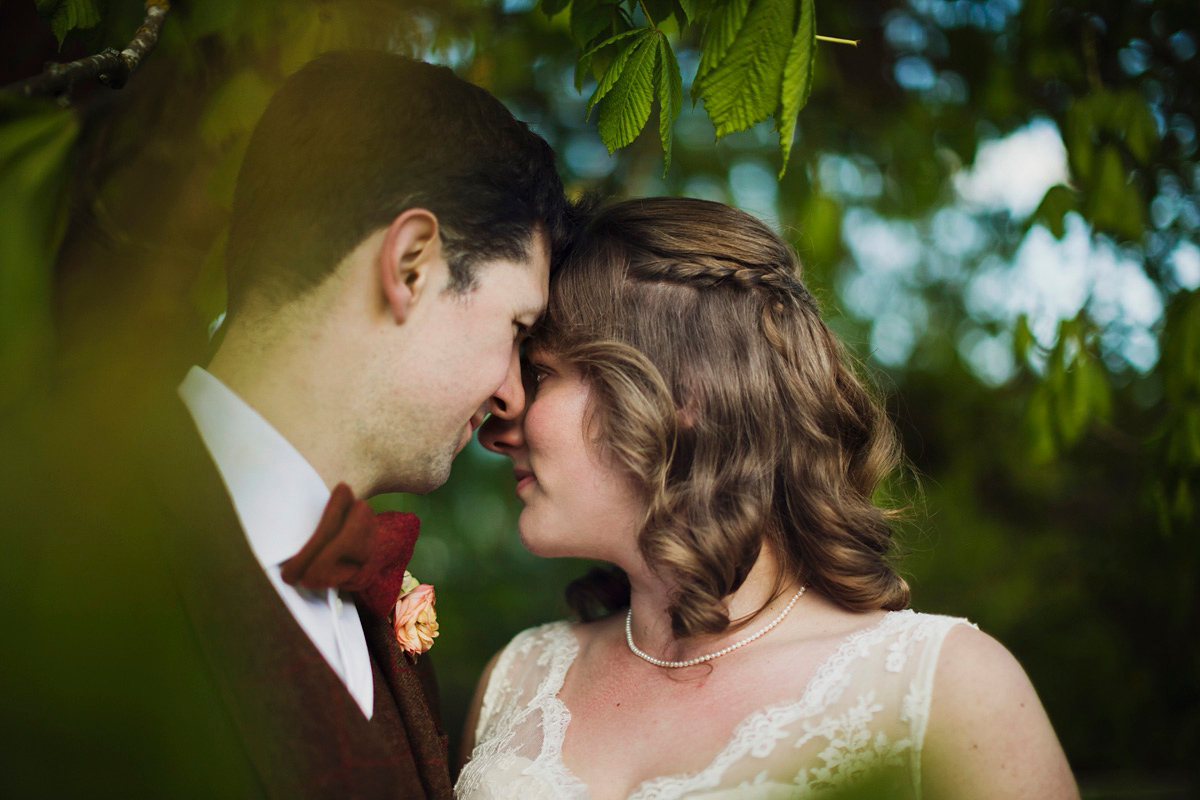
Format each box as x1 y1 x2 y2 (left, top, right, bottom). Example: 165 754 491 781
541 608 913 799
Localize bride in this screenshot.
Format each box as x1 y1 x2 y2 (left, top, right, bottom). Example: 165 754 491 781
455 197 1078 799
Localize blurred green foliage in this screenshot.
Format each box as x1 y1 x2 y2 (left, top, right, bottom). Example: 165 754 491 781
1 0 1197 795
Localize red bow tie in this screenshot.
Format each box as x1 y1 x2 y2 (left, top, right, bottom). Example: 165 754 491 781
280 482 419 618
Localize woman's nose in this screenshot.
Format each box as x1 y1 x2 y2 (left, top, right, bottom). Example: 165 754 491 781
479 402 527 456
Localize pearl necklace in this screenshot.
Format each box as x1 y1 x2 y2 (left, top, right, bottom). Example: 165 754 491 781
624 586 806 668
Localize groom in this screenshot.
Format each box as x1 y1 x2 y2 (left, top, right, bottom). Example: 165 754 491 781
145 51 568 798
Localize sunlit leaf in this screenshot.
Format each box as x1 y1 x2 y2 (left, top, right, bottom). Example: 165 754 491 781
693 0 794 138
777 0 815 177
693 0 751 89
656 35 683 173
596 31 658 152
588 30 653 116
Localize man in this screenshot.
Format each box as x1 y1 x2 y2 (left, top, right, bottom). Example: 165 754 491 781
148 51 568 797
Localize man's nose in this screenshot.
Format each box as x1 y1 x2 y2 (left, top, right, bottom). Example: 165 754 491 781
486 348 527 421
480 351 533 456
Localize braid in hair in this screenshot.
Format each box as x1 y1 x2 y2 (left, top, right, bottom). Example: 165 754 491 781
548 197 910 636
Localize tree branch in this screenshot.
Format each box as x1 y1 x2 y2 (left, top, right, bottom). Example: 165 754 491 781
3 1 170 99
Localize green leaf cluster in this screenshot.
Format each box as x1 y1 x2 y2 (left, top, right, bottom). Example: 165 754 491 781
548 0 819 175
587 29 682 172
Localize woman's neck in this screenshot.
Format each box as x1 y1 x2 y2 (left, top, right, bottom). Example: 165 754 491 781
624 549 802 665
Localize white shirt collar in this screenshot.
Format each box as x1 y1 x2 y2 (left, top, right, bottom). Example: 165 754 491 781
177 366 331 569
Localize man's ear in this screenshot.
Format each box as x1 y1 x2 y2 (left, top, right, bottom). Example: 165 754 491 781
379 208 443 324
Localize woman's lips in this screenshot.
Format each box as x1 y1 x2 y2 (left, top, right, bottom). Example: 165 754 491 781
514 468 535 495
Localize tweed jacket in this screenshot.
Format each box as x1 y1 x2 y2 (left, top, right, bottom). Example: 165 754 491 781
143 397 454 799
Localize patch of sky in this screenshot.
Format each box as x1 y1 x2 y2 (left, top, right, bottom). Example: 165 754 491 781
676 48 700 93
931 205 988 259
957 327 1015 387
684 174 730 205
894 55 937 91
818 154 883 201
675 103 718 148
911 0 1013 30
1119 39 1152 77
564 133 615 179
884 12 928 51
1170 113 1196 154
965 213 1164 372
927 71 969 105
501 0 537 12
729 161 779 229
414 16 474 68
1169 30 1197 62
839 208 929 368
955 117 1068 219
1169 240 1200 290
870 317 916 367
842 207 924 279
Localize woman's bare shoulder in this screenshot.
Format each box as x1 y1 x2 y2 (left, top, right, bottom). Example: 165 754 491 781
923 624 1080 799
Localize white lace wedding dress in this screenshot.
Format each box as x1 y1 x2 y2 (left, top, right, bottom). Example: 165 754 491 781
456 610 971 799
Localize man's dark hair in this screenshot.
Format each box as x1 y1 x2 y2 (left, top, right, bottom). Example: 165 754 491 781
226 50 569 316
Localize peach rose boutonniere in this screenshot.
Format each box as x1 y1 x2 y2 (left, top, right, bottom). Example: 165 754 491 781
392 571 438 656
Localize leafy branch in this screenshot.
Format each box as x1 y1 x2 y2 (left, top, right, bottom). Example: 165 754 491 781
543 0 849 176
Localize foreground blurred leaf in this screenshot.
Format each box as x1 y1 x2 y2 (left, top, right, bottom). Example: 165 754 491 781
0 99 79 406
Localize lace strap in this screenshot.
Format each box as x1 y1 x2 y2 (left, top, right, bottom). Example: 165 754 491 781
475 622 563 741
904 614 976 795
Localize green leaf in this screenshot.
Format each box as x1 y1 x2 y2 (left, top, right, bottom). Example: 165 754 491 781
0 98 79 406
656 35 683 173
1086 145 1143 241
1025 384 1057 463
643 0 678 27
582 27 646 58
693 0 794 139
571 0 620 47
588 30 653 116
777 0 815 177
676 0 698 24
596 32 658 152
1013 314 1034 362
693 0 751 88
1031 184 1079 238
1115 91 1159 165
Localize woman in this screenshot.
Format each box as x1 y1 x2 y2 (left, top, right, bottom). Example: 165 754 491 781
456 198 1078 799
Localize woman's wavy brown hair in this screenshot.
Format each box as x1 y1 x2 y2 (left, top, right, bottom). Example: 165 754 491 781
540 197 909 638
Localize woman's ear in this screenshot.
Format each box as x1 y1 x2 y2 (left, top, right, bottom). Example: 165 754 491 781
379 208 442 324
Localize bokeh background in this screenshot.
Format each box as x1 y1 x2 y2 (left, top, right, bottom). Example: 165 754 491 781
2 0 1197 795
